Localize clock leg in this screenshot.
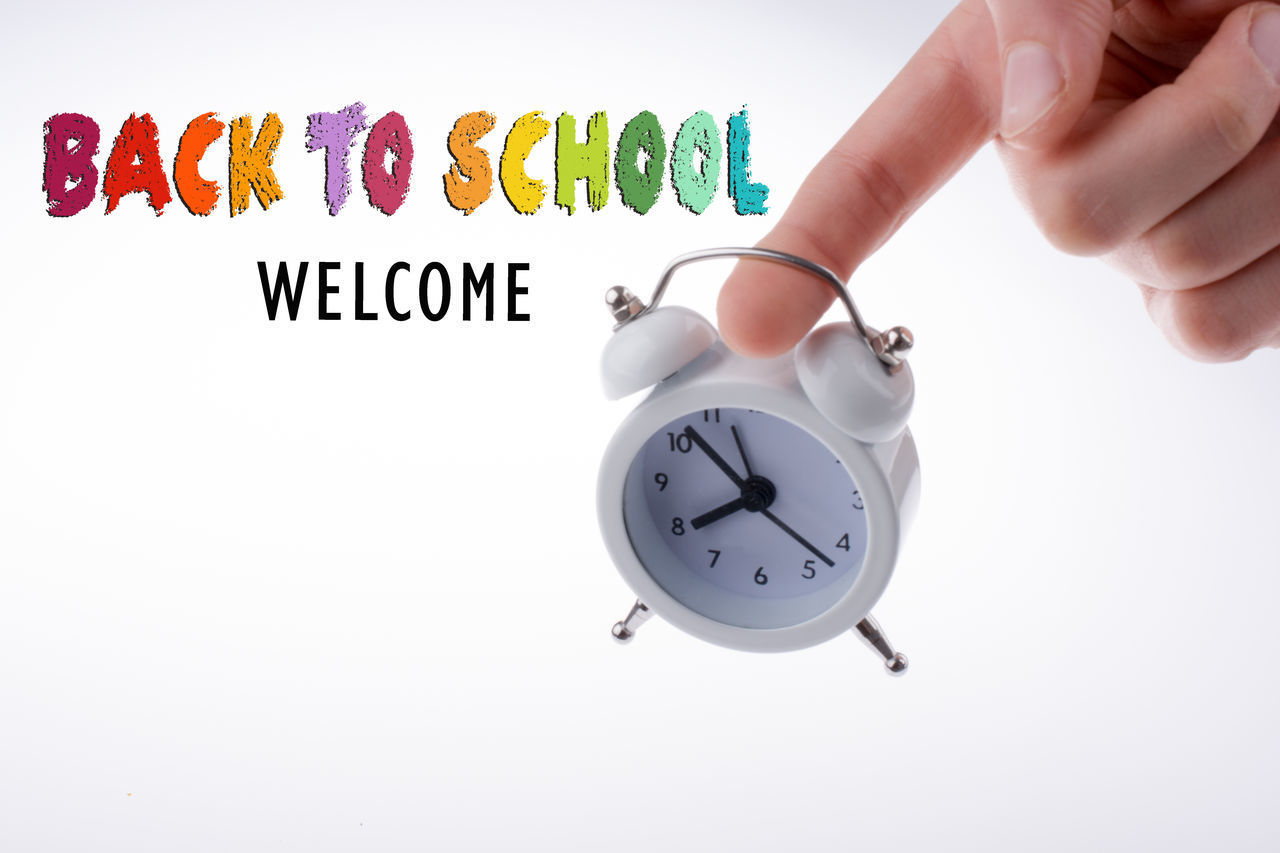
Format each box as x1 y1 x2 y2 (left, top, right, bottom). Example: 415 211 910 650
854 615 909 675
611 600 653 643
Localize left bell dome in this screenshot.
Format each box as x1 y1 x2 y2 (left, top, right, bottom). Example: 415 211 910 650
601 306 718 400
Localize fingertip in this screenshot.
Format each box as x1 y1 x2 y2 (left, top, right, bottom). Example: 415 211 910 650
716 265 829 359
988 0 1112 148
715 276 797 358
1144 287 1254 363
1247 2 1280 82
999 40 1068 142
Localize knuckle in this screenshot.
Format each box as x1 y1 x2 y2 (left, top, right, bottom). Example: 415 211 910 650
1138 222 1217 290
1031 182 1117 256
827 148 910 235
1201 89 1262 156
1155 289 1253 362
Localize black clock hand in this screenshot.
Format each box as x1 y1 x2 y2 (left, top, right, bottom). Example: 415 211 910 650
691 496 748 530
759 509 835 567
730 425 753 477
682 425 746 488
686 421 833 565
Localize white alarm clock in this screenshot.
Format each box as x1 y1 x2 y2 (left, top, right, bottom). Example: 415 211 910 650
597 248 920 674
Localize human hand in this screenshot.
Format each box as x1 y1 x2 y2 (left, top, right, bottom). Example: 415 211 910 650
718 0 1280 362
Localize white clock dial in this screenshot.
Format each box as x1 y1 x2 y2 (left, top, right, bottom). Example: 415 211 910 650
623 408 869 612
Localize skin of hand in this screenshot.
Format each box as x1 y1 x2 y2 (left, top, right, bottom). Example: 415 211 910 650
717 0 1280 363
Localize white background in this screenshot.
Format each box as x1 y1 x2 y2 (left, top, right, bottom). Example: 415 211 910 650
3 1 1279 850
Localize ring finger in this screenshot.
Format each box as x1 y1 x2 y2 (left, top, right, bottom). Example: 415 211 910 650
1142 241 1280 360
1109 132 1280 289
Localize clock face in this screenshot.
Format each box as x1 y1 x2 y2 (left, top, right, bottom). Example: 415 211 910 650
621 407 869 626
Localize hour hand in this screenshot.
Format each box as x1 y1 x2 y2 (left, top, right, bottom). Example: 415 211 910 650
691 496 748 530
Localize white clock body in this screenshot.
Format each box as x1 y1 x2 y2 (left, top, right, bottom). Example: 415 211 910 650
598 340 920 653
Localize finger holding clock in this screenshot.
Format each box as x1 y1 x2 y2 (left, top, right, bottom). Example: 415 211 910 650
715 0 1280 363
716 0 1001 358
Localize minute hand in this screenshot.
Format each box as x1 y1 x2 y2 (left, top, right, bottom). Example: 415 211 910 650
682 425 746 488
760 509 835 567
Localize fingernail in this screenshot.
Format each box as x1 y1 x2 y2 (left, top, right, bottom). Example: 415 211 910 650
1250 8 1280 82
1001 42 1065 140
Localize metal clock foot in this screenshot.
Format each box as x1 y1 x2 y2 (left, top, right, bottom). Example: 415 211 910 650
612 600 652 643
854 615 908 675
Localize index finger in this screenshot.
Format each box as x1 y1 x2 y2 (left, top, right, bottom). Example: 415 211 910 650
716 0 1000 357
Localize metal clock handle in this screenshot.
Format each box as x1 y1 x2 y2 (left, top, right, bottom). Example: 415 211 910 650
605 246 915 373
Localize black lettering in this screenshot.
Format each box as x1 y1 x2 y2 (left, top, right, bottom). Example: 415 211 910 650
318 261 341 320
463 262 494 321
258 260 308 321
386 261 411 321
419 262 451 321
507 262 530 321
354 261 377 320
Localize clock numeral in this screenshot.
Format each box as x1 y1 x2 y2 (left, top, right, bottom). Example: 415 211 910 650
802 559 816 579
707 549 721 568
666 432 693 453
754 566 768 585
852 490 864 510
671 517 685 536
703 408 720 423
654 472 668 491
836 534 851 552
